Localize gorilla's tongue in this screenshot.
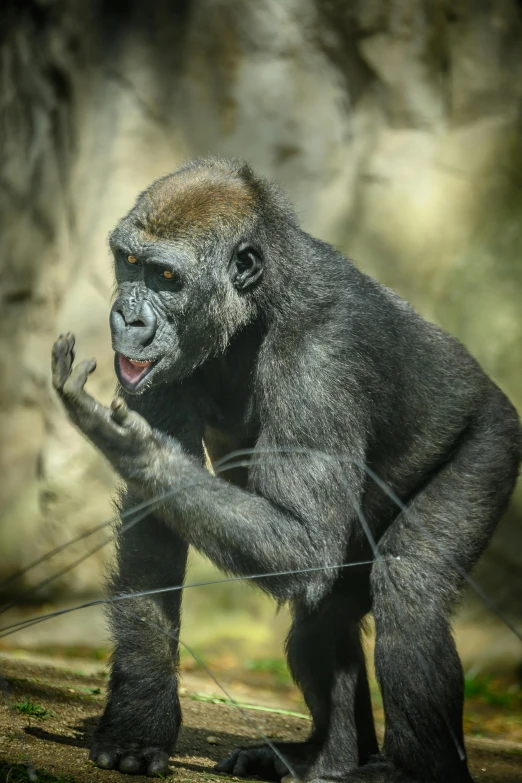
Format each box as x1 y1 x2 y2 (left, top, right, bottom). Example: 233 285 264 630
119 354 154 385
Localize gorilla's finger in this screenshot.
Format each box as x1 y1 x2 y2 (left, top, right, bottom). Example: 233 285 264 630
232 750 252 777
60 359 115 435
111 396 130 425
215 752 240 773
51 332 76 390
111 397 152 440
63 358 97 397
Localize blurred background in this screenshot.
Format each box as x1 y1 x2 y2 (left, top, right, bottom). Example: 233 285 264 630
0 0 522 740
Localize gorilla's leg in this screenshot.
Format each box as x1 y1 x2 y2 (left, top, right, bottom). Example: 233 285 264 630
369 395 521 783
90 502 188 777
288 592 378 778
217 582 377 781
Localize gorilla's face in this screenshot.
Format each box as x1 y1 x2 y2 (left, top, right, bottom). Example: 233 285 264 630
109 239 195 393
109 174 264 394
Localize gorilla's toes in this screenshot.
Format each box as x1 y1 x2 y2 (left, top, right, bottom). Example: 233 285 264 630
94 750 118 769
90 744 170 777
147 752 171 776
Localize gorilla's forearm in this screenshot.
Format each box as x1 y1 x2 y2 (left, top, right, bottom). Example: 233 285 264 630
123 430 348 602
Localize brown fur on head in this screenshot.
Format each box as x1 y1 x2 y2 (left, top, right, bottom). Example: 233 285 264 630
136 159 257 242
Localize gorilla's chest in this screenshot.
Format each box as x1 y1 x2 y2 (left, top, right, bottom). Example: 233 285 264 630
201 365 259 489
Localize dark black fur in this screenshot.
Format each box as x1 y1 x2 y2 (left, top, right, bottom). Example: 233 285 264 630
52 158 522 782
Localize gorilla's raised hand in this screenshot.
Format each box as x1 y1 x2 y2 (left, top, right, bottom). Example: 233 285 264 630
52 333 163 482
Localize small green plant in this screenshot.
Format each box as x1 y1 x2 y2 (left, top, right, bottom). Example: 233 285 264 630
13 700 52 720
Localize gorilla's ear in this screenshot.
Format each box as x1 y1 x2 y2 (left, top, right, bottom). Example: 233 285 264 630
230 244 264 291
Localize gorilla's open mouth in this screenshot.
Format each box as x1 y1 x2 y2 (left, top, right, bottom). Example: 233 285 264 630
115 353 158 392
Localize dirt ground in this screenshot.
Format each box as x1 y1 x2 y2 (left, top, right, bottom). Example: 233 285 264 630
0 656 521 783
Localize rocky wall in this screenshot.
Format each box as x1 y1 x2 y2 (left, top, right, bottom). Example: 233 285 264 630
1 0 521 668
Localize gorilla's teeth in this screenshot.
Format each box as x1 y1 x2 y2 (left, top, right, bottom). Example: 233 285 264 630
128 359 153 367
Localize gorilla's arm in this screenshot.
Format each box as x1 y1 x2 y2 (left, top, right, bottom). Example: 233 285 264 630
139 440 363 601
52 334 366 602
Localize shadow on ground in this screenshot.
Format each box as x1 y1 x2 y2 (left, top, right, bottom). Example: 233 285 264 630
0 656 521 782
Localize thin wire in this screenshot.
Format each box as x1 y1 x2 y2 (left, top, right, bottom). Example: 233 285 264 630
216 447 522 644
2 457 468 759
0 497 168 614
216 450 474 761
0 559 383 640
0 443 515 768
178 637 300 779
0 534 112 614
0 519 110 594
0 487 196 599
0 451 366 620
132 612 300 780
4 447 520 645
0 478 227 618
0 457 291 616
363 463 522 645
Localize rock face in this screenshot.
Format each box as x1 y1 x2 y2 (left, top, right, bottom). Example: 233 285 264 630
1 0 521 667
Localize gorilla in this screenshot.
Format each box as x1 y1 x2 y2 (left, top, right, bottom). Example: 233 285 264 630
52 157 521 782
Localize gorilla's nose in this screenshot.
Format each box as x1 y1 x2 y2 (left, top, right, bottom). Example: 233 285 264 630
110 298 157 350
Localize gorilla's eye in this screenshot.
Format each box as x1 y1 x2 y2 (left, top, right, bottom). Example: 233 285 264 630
158 268 183 290
127 255 138 264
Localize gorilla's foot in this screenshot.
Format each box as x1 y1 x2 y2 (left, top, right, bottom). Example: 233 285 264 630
216 742 315 781
89 739 170 777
